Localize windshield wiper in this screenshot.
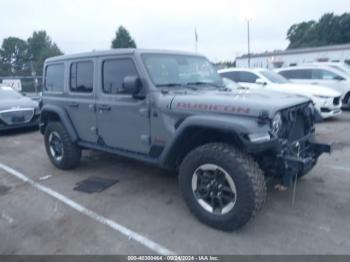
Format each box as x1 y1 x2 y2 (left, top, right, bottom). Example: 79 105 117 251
185 81 224 88
156 83 198 90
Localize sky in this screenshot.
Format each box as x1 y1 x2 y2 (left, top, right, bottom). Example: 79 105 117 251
0 0 348 62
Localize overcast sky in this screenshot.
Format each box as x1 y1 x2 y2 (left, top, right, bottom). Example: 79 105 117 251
0 0 348 61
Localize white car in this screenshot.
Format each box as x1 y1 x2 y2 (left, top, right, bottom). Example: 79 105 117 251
303 62 350 76
218 68 342 119
275 65 350 108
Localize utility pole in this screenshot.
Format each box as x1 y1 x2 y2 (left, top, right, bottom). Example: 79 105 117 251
247 19 251 68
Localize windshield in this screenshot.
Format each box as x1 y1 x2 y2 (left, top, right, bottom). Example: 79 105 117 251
259 71 289 84
0 86 23 99
329 65 350 75
142 54 224 88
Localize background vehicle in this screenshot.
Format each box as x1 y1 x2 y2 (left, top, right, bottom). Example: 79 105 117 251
40 49 330 231
0 85 40 131
302 62 350 76
276 65 350 109
219 68 342 119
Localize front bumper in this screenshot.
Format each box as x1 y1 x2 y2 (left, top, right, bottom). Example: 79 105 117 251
280 141 332 178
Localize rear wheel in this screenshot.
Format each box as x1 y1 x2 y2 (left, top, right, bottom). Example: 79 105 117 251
44 121 81 169
179 143 267 231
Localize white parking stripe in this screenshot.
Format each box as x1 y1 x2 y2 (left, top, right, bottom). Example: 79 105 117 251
323 165 350 172
0 162 175 255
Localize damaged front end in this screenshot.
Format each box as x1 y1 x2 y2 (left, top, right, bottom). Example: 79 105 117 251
257 102 332 185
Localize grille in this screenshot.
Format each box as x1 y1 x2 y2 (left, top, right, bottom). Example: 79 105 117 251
0 108 34 125
333 97 340 106
279 103 314 142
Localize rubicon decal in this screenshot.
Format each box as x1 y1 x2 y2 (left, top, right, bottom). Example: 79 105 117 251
176 102 250 114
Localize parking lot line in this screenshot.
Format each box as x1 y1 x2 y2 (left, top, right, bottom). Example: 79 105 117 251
324 165 350 172
0 162 175 255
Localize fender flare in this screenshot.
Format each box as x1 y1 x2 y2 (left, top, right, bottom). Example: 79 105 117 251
40 104 78 142
159 115 253 166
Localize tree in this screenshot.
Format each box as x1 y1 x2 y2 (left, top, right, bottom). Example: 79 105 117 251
286 13 350 49
27 30 63 75
0 37 28 76
111 26 137 49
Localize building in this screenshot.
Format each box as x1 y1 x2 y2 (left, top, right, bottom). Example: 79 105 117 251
236 43 350 68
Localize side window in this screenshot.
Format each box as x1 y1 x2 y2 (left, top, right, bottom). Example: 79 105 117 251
102 59 138 94
280 69 311 79
239 72 258 83
45 64 64 92
70 61 94 93
312 69 344 80
220 72 240 82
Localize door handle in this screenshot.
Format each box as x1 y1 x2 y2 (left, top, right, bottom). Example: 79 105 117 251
98 105 111 112
69 102 79 108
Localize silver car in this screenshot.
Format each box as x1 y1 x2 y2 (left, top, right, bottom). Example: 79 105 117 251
0 85 40 130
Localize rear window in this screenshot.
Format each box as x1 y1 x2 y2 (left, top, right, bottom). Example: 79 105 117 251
45 64 64 92
220 71 240 82
70 61 94 93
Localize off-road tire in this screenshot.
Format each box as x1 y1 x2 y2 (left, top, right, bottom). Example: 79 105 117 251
44 121 81 169
179 143 267 231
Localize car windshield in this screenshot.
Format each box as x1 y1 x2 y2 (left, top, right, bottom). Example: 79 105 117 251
329 65 350 75
0 86 23 99
259 71 289 84
142 54 224 88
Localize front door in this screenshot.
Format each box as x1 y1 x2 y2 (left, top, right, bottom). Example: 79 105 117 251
96 57 150 154
65 60 98 143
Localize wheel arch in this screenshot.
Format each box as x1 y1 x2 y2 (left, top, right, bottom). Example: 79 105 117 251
40 105 78 142
160 116 249 170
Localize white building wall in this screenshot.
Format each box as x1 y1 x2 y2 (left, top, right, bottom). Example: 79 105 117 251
236 48 350 68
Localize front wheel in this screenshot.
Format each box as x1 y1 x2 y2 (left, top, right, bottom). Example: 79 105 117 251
179 143 267 231
44 121 81 170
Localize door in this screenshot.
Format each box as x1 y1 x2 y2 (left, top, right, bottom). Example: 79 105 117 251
96 57 150 154
310 69 347 95
65 60 98 143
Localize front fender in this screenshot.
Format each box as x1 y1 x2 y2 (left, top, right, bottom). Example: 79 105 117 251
159 114 271 166
40 104 78 142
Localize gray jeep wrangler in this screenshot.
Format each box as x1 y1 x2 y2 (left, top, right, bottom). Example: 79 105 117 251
40 49 331 231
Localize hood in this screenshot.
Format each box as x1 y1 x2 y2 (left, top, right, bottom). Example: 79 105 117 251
170 89 310 118
0 97 38 111
270 83 341 97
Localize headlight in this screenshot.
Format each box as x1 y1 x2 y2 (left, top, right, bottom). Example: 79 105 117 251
271 112 282 136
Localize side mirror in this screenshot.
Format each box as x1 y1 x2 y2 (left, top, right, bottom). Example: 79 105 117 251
256 78 267 86
122 76 142 95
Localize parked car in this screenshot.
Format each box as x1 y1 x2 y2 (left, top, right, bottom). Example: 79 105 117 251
276 65 350 109
303 62 350 76
0 85 40 130
40 49 330 231
218 68 342 119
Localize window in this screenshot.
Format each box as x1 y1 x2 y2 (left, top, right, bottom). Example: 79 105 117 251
239 72 258 83
279 69 311 79
220 72 240 82
70 61 94 93
102 59 138 94
45 64 64 92
312 69 344 80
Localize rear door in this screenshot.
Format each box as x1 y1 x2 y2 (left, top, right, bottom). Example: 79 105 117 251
65 59 98 143
96 56 150 154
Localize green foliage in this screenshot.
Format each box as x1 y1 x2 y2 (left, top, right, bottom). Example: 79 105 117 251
111 26 137 49
0 30 62 76
0 37 28 76
27 31 63 75
287 13 350 49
